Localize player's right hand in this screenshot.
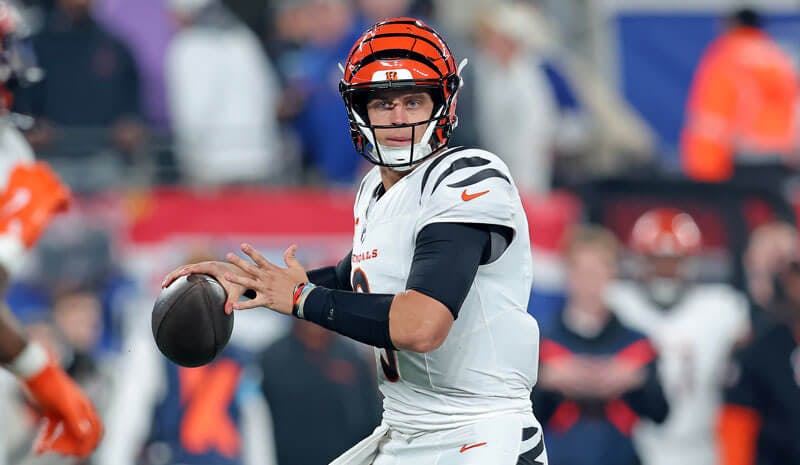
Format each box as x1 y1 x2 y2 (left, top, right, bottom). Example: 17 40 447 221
161 261 250 314
23 362 103 458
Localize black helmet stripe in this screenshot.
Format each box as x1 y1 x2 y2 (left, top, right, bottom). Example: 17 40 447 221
362 33 447 59
350 49 443 78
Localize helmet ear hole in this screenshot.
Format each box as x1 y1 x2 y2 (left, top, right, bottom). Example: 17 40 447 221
447 75 460 93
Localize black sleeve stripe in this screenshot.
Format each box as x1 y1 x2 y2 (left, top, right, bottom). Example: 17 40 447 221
447 168 510 188
431 156 492 194
420 146 468 195
522 426 538 441
517 438 545 465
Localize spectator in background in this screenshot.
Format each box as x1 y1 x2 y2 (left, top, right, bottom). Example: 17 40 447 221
221 0 269 47
455 3 558 193
280 0 366 185
93 0 175 129
742 221 798 336
259 319 380 465
681 8 799 185
99 343 278 465
355 0 415 22
456 2 653 190
51 287 108 399
165 0 281 186
35 220 136 355
718 246 800 465
609 208 749 465
12 0 147 190
535 225 668 465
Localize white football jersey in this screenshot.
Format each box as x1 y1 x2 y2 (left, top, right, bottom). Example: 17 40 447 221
609 281 749 465
351 147 541 434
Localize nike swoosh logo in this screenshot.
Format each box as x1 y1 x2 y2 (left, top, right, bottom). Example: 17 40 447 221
461 188 490 201
459 442 487 453
1 188 31 217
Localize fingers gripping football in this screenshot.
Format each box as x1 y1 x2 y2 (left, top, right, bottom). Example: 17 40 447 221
225 244 308 314
161 261 248 314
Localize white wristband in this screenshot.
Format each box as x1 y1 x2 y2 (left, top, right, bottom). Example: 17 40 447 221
6 341 48 379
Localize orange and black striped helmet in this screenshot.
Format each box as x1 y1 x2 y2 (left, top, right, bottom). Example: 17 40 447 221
630 207 702 257
339 18 463 168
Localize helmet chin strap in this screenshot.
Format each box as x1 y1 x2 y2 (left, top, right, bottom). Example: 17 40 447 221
378 142 434 172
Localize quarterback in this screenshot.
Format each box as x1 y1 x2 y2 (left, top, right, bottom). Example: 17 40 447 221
0 1 103 458
163 18 547 465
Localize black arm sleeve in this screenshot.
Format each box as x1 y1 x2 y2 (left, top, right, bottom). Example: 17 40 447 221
306 251 353 291
300 223 510 348
622 362 670 423
406 222 510 319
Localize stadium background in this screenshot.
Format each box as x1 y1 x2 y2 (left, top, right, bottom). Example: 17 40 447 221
0 0 799 464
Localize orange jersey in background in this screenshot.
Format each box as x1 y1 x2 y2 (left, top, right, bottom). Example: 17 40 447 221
681 27 799 182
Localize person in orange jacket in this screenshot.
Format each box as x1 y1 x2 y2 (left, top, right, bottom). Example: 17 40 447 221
0 1 103 458
681 8 798 183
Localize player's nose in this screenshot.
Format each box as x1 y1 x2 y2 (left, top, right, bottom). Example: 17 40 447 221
390 102 408 125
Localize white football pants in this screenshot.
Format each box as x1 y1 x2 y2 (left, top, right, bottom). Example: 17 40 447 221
330 413 548 465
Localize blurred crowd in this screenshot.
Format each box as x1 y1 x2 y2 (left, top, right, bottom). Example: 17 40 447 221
1 0 800 464
2 0 659 193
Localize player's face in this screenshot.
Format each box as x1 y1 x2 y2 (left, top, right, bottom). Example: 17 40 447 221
567 245 616 307
644 255 684 279
366 90 434 147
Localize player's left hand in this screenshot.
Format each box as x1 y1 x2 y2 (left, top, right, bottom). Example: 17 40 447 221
224 243 309 315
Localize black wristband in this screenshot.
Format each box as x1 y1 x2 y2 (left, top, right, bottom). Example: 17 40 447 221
302 287 396 350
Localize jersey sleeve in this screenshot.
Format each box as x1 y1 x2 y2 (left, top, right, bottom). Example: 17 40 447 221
415 149 517 237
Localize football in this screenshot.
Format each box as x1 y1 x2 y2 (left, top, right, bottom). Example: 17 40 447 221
151 274 233 367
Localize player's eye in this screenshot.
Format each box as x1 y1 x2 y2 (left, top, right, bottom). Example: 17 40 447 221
368 100 394 111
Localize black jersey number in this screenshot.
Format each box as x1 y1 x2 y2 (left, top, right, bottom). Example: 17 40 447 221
352 267 400 382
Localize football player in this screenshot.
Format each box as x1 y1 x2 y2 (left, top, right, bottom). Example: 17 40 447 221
609 208 748 465
163 17 547 465
0 1 103 458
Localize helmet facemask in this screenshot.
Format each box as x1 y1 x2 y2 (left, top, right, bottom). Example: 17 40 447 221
341 76 459 171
